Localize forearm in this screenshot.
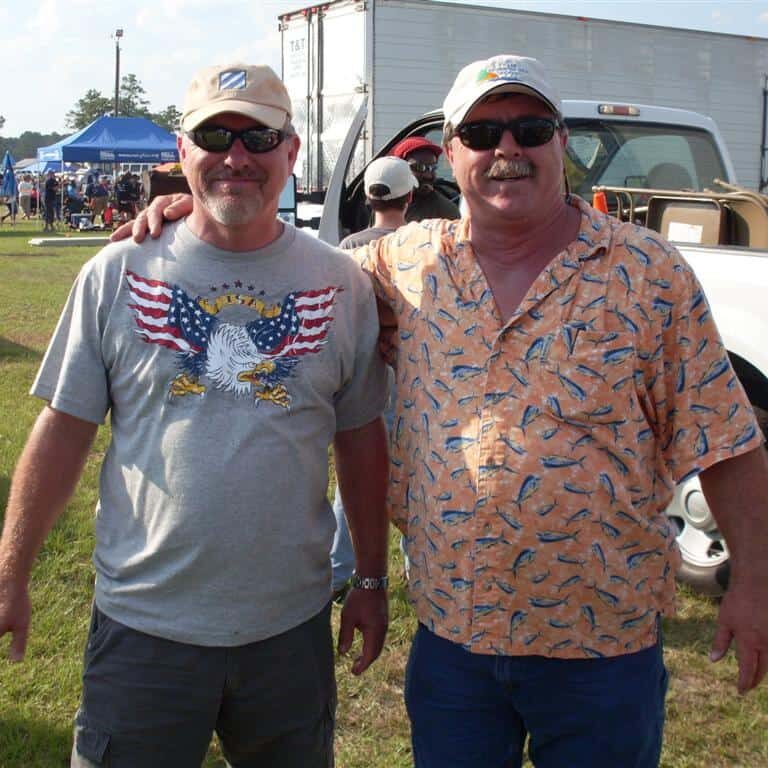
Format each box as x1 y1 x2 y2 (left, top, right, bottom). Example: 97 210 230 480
699 445 768 587
0 406 98 582
333 416 389 578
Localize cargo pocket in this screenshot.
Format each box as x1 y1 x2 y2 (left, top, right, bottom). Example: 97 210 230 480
73 719 110 766
86 603 113 655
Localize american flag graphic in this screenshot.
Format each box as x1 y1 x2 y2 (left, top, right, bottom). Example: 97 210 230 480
126 270 214 353
126 270 339 364
247 287 339 356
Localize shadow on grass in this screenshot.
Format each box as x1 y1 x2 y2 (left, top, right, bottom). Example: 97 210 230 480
0 714 72 767
0 336 41 361
662 607 719 652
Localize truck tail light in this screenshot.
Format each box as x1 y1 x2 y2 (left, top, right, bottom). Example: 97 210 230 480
598 104 641 117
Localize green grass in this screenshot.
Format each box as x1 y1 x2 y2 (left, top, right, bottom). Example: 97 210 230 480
0 221 766 766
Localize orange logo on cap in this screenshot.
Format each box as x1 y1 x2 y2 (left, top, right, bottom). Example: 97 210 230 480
476 68 500 83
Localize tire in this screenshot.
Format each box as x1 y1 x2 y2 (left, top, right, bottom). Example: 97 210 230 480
664 402 767 597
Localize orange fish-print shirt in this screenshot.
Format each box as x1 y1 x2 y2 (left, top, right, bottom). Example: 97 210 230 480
355 196 763 659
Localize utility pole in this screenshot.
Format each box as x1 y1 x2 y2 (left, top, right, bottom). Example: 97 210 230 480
113 29 124 117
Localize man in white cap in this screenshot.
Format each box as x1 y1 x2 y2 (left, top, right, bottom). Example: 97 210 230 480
116 54 768 767
0 62 390 767
331 156 417 598
339 156 418 249
372 53 767 768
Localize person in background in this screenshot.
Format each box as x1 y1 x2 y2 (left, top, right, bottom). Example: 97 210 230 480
18 174 33 220
390 136 460 222
42 170 58 232
86 175 108 227
0 61 390 767
331 156 417 598
115 172 136 222
1 191 17 225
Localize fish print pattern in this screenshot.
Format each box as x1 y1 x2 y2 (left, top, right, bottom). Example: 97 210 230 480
354 196 764 659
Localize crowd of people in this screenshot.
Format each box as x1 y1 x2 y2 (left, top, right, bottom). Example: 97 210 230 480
1 168 147 230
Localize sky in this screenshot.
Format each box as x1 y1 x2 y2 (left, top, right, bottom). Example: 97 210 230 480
2 0 768 138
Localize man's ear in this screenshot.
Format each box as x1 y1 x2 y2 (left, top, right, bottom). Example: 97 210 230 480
177 134 187 162
444 137 455 169
286 133 301 170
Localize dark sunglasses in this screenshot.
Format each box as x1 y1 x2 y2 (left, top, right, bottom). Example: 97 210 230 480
408 161 438 173
185 125 285 154
455 117 559 150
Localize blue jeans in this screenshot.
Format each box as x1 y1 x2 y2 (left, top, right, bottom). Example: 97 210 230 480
331 486 355 591
405 623 667 768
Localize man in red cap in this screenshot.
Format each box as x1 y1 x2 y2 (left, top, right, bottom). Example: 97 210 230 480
390 136 460 222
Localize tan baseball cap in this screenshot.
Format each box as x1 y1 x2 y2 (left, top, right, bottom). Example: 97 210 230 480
181 63 292 131
443 54 562 128
364 157 418 200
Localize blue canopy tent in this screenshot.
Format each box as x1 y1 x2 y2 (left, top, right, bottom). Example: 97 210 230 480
36 115 179 165
35 116 178 228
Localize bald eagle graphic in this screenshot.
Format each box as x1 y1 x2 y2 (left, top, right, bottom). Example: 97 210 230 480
125 270 340 408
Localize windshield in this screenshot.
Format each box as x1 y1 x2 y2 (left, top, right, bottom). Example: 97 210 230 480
564 119 728 196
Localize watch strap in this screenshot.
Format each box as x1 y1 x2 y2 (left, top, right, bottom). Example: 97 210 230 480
351 574 389 590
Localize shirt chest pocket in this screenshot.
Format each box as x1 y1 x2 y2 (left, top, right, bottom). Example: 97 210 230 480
537 328 654 447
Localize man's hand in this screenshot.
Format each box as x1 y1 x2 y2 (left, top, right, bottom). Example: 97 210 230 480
337 588 388 675
709 583 768 694
700 445 768 694
110 193 194 243
0 578 31 662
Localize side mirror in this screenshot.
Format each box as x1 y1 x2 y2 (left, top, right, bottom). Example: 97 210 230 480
278 174 297 225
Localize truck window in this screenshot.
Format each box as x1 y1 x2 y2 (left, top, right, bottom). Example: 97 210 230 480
564 120 728 197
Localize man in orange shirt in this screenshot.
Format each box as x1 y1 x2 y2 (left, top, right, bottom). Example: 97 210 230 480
117 54 767 768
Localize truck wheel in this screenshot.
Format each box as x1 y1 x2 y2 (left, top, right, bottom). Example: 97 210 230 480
664 403 767 597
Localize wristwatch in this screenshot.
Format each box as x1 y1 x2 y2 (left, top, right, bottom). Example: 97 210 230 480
351 574 389 590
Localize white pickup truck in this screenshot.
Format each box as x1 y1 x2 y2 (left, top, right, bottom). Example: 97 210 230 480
319 100 768 596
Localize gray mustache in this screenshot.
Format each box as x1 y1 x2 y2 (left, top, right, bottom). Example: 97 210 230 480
486 159 534 179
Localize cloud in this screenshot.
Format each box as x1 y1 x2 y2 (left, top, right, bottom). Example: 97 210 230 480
759 12 768 24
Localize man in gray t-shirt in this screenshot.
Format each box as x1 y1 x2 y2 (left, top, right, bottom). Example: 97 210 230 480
0 63 390 767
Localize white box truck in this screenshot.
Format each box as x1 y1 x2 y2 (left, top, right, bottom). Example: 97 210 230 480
279 0 768 198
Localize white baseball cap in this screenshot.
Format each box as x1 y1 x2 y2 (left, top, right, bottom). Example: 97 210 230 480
364 157 418 200
181 63 292 131
443 54 562 128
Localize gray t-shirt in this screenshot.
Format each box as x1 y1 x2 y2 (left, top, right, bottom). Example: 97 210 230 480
32 220 388 646
339 226 396 250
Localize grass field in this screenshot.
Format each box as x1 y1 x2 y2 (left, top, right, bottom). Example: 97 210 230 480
0 221 766 767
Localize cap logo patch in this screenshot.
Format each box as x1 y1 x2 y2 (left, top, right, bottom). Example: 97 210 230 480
219 70 247 91
477 60 530 84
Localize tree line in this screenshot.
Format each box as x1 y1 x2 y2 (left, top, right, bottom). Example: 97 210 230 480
0 74 181 159
65 73 181 133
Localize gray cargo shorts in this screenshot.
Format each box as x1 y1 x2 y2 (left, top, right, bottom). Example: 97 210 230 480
71 602 336 768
